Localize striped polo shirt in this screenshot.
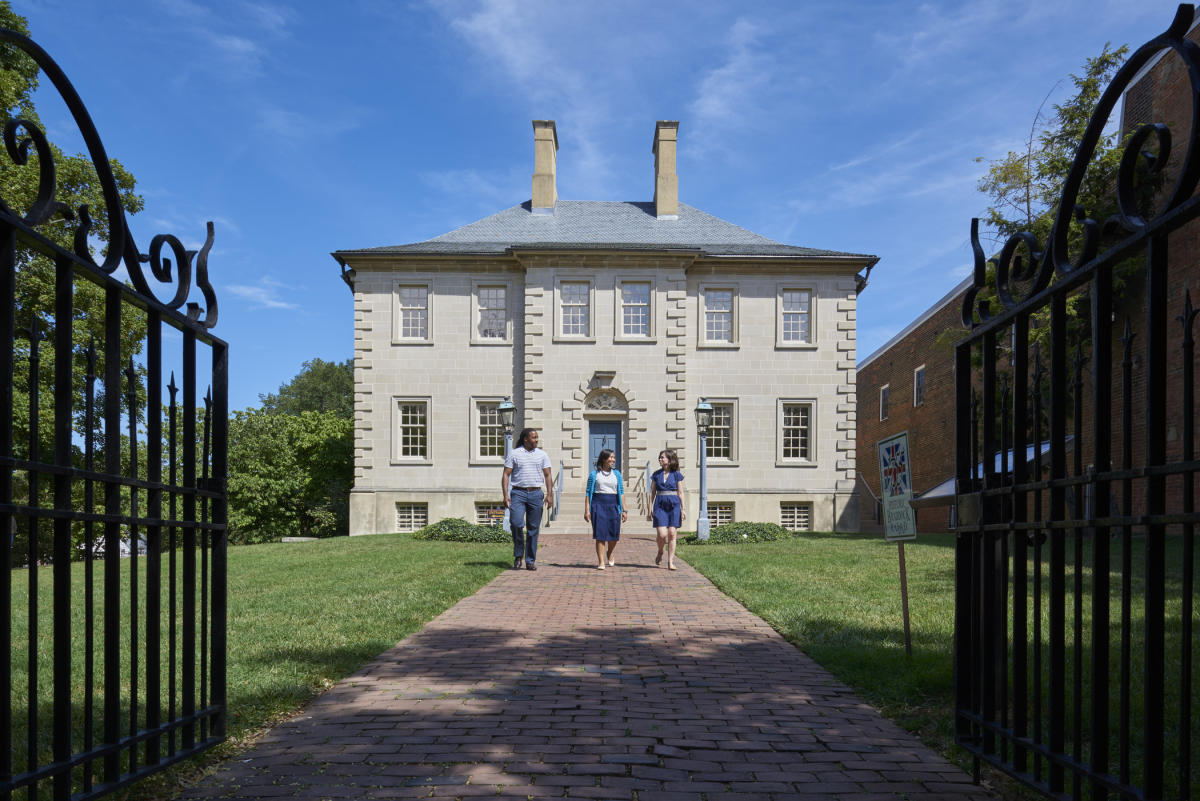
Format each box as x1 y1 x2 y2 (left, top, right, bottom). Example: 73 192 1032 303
506 446 551 488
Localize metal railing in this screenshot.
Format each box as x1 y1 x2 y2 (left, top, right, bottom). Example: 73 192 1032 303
952 8 1198 799
0 27 228 800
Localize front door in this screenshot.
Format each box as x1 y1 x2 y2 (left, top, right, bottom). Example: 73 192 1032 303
588 420 621 471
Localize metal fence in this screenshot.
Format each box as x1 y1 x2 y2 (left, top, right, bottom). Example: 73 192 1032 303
0 28 228 800
953 7 1199 800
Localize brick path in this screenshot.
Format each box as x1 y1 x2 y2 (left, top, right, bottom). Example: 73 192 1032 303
182 530 994 800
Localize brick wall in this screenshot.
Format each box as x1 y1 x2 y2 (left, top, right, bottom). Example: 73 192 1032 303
856 284 966 533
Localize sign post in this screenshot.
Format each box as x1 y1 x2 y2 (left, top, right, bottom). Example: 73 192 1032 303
878 432 917 657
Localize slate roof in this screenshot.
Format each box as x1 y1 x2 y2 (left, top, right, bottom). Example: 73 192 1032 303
335 200 874 260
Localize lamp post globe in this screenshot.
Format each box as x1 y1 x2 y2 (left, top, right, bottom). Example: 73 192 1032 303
695 398 712 540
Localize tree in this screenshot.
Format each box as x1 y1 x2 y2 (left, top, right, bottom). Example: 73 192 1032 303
976 43 1129 248
227 409 352 543
948 43 1153 361
1 2 146 564
258 357 353 419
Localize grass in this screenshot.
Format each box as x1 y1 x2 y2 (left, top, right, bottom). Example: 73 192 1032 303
9 533 508 800
678 530 1198 800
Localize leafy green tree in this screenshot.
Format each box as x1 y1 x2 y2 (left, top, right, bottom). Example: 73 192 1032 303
1 2 146 564
258 357 353 419
227 409 352 543
976 43 1129 247
944 43 1146 359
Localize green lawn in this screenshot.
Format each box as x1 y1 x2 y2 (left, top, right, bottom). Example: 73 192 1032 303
679 531 1198 800
9 534 507 800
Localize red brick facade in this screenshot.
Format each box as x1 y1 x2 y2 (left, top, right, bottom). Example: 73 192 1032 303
855 279 968 533
854 22 1200 533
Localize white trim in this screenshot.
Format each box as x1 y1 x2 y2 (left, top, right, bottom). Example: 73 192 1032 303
776 283 816 349
614 276 656 342
391 396 432 465
554 276 595 342
698 283 739 348
879 384 889 422
469 396 507 466
913 364 926 407
703 398 739 465
391 279 433 345
470 280 513 345
776 398 817 467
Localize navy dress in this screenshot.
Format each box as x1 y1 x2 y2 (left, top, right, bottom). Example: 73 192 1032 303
651 469 684 528
588 469 622 541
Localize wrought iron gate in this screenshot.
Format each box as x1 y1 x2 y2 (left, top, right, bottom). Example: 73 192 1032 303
0 28 228 801
953 7 1199 800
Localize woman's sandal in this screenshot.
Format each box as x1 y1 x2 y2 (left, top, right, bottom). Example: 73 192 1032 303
597 563 606 570
668 563 677 571
655 552 663 566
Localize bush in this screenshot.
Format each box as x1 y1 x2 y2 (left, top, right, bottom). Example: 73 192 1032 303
682 521 794 545
411 518 508 543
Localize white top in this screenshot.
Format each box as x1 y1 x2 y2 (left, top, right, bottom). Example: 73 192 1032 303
505 446 551 488
593 470 619 494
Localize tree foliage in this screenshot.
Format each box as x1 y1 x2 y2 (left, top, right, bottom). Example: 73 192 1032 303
1 2 146 564
976 43 1129 247
941 43 1143 358
227 409 352 543
259 357 353 419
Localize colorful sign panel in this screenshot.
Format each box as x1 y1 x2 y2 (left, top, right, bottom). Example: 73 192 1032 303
877 431 917 542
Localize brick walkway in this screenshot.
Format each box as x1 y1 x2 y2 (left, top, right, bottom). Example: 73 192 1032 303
182 530 994 800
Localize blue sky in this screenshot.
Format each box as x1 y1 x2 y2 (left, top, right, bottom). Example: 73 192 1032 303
13 0 1179 410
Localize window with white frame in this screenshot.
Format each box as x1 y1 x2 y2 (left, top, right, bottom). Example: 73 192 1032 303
476 400 505 459
619 281 651 338
394 399 429 460
476 285 508 341
880 384 889 421
779 401 813 462
559 280 591 337
913 365 926 407
395 284 429 341
706 402 735 460
395 503 428 532
780 502 813 531
701 287 736 344
779 288 812 344
707 502 734 526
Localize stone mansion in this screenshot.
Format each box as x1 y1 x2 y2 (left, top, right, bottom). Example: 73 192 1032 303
333 121 877 536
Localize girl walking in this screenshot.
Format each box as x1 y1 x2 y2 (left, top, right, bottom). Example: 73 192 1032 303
648 449 686 570
584 449 626 569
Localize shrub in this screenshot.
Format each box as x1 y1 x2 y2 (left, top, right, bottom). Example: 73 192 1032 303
411 518 507 543
682 521 794 545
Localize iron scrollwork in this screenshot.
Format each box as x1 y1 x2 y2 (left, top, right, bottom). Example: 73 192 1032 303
963 4 1200 329
0 28 219 329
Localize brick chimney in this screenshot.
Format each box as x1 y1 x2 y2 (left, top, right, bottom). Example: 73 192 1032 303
531 120 558 214
652 120 679 220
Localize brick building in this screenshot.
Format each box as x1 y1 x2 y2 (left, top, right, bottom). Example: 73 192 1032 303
855 278 969 533
334 120 877 535
854 15 1200 533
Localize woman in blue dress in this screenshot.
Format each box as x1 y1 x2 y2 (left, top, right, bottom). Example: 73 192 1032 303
648 449 686 570
584 449 626 569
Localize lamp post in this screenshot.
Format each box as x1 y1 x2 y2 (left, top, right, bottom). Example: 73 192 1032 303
695 398 712 541
498 396 515 530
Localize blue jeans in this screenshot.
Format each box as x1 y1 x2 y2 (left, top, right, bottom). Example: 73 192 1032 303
510 487 544 565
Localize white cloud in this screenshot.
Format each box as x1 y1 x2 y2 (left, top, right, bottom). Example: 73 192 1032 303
226 277 298 310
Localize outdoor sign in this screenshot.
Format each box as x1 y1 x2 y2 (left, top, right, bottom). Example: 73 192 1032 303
877 431 917 542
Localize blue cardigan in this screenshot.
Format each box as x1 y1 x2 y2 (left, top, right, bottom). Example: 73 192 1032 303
585 469 624 513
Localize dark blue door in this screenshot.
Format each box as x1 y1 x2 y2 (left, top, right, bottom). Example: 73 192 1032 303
588 421 621 470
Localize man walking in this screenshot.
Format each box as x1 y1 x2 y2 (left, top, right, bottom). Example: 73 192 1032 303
502 428 553 570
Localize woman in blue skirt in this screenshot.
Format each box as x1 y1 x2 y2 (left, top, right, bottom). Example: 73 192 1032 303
584 449 626 569
648 449 686 570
